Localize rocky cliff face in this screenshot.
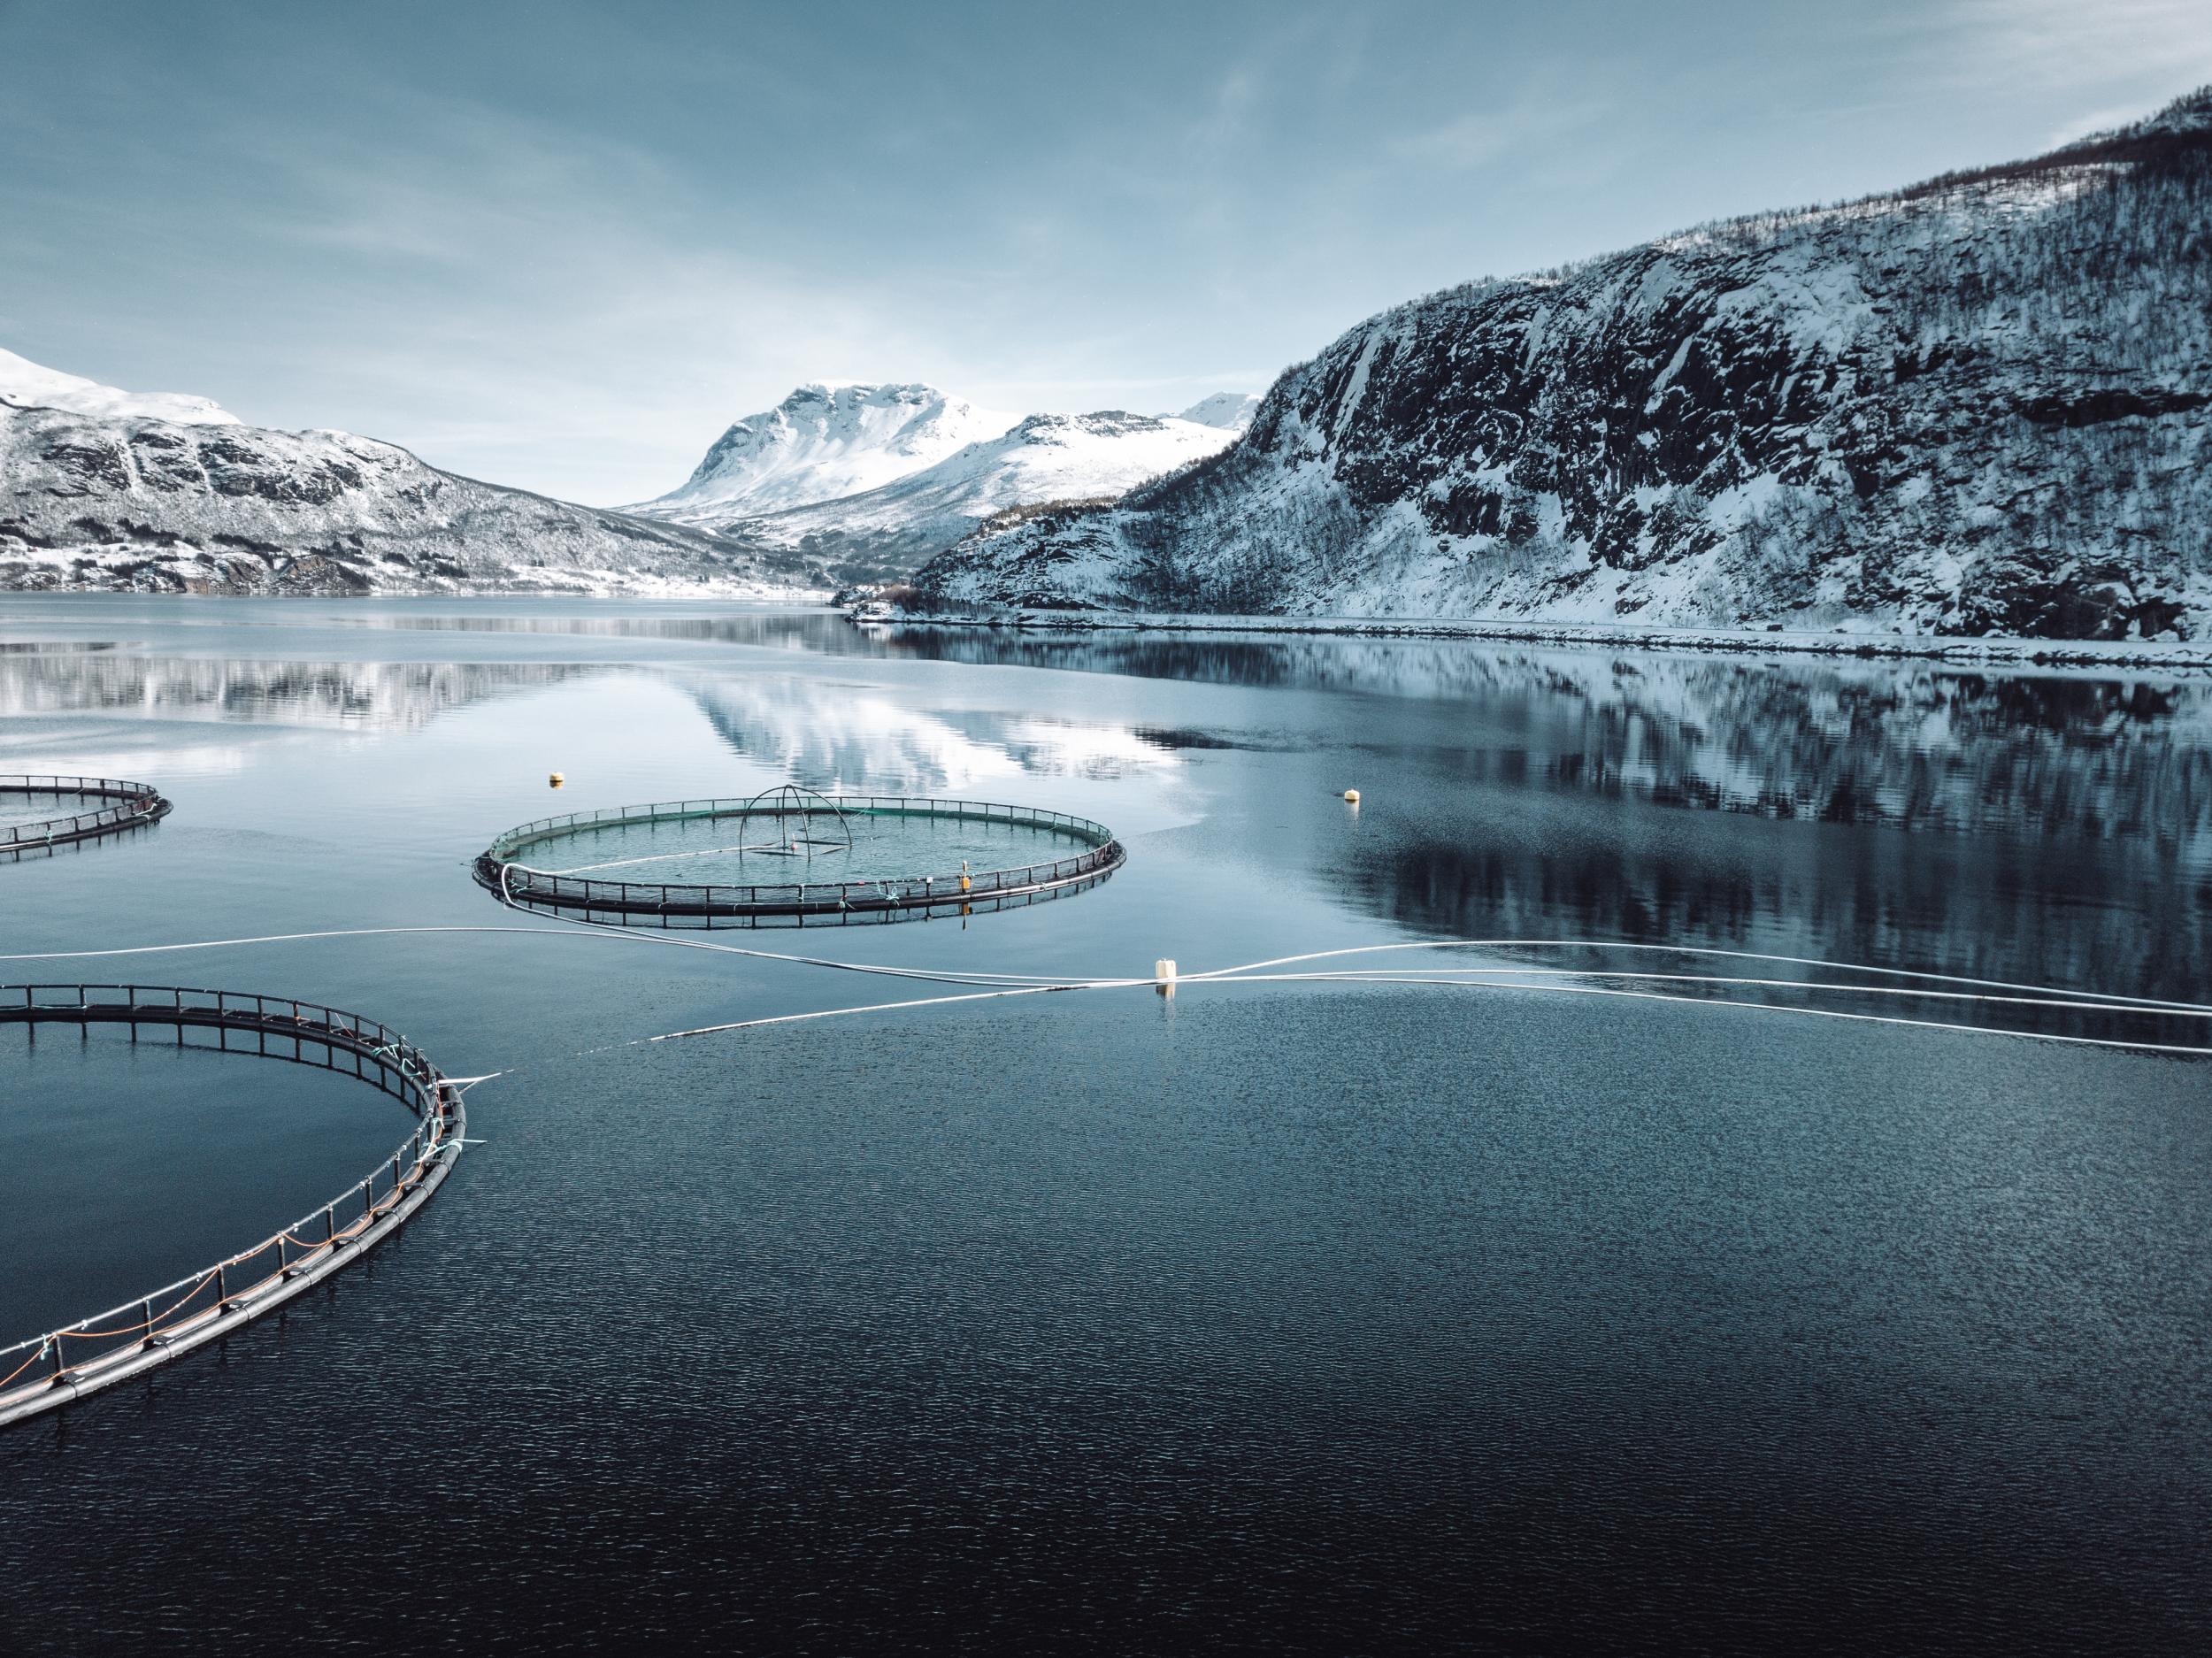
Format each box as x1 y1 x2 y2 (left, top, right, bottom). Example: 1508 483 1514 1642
914 90 2212 641
0 388 811 596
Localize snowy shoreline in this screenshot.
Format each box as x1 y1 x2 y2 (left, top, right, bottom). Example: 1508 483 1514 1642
855 607 2212 672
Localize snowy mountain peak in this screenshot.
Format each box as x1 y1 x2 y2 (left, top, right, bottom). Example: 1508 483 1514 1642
0 345 237 427
641 380 1014 515
629 398 1241 583
1174 392 1261 433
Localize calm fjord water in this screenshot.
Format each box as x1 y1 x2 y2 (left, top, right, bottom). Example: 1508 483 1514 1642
0 596 2205 1654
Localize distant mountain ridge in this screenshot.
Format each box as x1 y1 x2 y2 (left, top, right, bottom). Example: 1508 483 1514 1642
911 88 2212 641
0 350 810 596
1171 392 1261 432
629 382 1249 583
636 382 1015 518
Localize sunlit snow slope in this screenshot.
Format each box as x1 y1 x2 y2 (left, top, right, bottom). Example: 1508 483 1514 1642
631 384 1249 582
728 411 1241 582
0 346 237 427
632 382 1014 520
1172 392 1260 432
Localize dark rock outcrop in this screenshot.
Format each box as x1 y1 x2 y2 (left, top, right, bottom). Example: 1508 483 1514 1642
916 89 2212 641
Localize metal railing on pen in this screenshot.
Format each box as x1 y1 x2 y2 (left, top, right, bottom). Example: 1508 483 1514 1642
0 984 468 1430
0 774 172 852
473 794 1126 928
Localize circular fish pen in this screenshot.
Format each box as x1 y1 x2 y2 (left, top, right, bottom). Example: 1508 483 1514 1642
1 774 171 858
474 786 1125 927
0 984 468 1429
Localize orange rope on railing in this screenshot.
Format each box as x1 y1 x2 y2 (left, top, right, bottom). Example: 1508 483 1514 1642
57 1269 219 1341
108 1164 442 1355
5 1148 453 1395
0 986 465 1410
0 1342 50 1390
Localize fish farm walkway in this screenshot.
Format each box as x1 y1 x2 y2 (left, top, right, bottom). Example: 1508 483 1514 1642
476 792 1125 927
0 984 468 1429
1 774 172 855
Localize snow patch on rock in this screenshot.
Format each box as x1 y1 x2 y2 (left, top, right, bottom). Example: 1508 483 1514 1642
913 87 2212 643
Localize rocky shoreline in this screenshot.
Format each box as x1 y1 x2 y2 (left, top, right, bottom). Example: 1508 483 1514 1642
852 605 2212 672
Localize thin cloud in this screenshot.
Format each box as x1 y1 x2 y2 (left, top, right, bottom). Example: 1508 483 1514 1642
221 101 972 502
1391 89 1608 171
1912 0 2212 142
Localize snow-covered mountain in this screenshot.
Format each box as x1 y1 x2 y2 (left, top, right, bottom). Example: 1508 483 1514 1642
722 410 1241 583
633 382 1014 521
630 386 1247 584
1171 392 1260 433
0 346 237 427
0 349 813 596
913 89 2212 641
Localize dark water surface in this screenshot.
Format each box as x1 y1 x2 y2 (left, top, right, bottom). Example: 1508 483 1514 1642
0 596 2205 1654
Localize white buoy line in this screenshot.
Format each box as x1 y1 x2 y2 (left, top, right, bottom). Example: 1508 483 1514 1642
5 918 2209 1068
597 967 2212 1062
5 920 2198 1428
12 925 2207 1010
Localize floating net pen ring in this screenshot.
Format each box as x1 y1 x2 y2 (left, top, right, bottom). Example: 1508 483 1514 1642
0 984 472 1430
0 775 172 857
473 793 1125 929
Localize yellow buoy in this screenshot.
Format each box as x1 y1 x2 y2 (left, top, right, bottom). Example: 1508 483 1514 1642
1155 958 1178 998
549 771 565 788
1342 788 1360 804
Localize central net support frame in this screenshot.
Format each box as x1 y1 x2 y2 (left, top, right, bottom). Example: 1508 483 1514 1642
0 984 469 1431
1 774 172 857
474 793 1125 928
728 783 856 858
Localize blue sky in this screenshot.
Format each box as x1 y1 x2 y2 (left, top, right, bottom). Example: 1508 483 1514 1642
2 0 2206 504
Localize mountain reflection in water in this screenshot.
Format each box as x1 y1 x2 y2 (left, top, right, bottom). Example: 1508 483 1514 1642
1 607 2202 1004
883 628 2208 842
0 654 602 730
2 598 2207 1651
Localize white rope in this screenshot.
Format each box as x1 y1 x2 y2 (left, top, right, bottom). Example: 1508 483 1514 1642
0 924 1088 990
18 922 2204 1013
1192 972 2212 1056
596 969 2212 1061
1225 966 2212 1017
0 925 586 962
8 922 2204 1063
1180 939 2212 1014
